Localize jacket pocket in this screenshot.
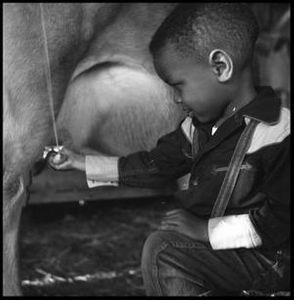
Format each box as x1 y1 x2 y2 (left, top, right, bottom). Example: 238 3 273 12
211 161 252 175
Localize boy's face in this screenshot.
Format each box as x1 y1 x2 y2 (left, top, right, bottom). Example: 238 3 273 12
153 44 230 124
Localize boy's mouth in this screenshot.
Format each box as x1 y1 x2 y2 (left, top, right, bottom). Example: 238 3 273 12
187 111 194 118
181 105 192 115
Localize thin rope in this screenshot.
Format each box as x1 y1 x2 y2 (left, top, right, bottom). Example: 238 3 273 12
40 3 59 147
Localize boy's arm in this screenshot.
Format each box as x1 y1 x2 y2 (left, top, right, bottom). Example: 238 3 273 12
85 155 119 187
208 135 290 250
85 118 192 189
160 136 289 250
208 214 262 249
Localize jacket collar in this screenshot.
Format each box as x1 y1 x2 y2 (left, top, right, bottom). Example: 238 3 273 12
238 86 281 125
191 86 282 163
192 86 281 129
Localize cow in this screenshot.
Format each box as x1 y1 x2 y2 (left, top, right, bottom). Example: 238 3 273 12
3 3 184 295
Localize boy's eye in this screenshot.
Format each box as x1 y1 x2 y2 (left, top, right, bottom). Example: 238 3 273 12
171 83 183 93
171 83 182 88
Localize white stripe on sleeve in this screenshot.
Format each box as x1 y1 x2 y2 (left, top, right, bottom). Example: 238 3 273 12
208 214 262 250
85 155 119 188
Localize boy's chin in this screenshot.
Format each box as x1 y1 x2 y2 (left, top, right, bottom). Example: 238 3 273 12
192 113 216 124
187 110 213 123
187 111 194 117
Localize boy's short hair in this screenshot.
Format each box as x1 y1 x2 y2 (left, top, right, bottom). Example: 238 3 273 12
150 3 259 70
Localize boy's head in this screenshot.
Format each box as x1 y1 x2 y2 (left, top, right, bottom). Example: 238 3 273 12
150 3 259 123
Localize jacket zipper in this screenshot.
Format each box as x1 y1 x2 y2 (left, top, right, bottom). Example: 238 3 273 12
212 162 252 174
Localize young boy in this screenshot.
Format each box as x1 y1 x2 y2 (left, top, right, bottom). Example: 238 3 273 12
47 3 290 296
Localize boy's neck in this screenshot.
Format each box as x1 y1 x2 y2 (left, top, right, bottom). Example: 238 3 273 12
215 76 257 129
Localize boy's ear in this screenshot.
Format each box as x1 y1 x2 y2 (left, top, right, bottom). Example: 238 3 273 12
208 49 233 83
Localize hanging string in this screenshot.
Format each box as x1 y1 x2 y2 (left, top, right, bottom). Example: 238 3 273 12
40 3 60 147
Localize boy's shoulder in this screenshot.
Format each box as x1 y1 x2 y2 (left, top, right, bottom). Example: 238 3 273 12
247 106 290 155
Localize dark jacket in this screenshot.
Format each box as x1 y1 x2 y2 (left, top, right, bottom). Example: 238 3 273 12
118 87 290 250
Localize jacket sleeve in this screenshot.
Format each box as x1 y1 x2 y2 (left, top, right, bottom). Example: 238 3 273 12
249 135 290 249
118 120 192 188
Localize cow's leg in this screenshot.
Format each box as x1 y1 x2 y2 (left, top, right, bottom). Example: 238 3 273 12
3 172 29 296
3 86 34 295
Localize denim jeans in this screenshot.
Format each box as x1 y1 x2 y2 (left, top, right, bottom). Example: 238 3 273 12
141 230 289 296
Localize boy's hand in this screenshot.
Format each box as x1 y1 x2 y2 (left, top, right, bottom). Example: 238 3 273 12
46 147 85 171
159 209 209 242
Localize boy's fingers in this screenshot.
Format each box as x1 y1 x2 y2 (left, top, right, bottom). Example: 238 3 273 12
161 218 181 225
165 213 187 222
49 154 63 165
49 162 70 171
50 163 61 170
47 154 66 168
160 222 180 227
52 154 61 164
59 147 70 156
165 209 183 216
162 214 180 222
47 161 61 170
158 223 177 231
48 157 61 167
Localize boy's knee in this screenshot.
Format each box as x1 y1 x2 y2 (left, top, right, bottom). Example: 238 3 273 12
141 230 170 270
141 230 210 295
141 230 175 295
141 230 208 272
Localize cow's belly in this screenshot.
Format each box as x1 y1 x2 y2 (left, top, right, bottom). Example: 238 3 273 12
57 63 184 156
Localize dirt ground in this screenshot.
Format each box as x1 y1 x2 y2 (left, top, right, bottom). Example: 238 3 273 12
19 195 290 297
19 196 177 296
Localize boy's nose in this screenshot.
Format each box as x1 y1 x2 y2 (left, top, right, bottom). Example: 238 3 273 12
173 94 183 104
